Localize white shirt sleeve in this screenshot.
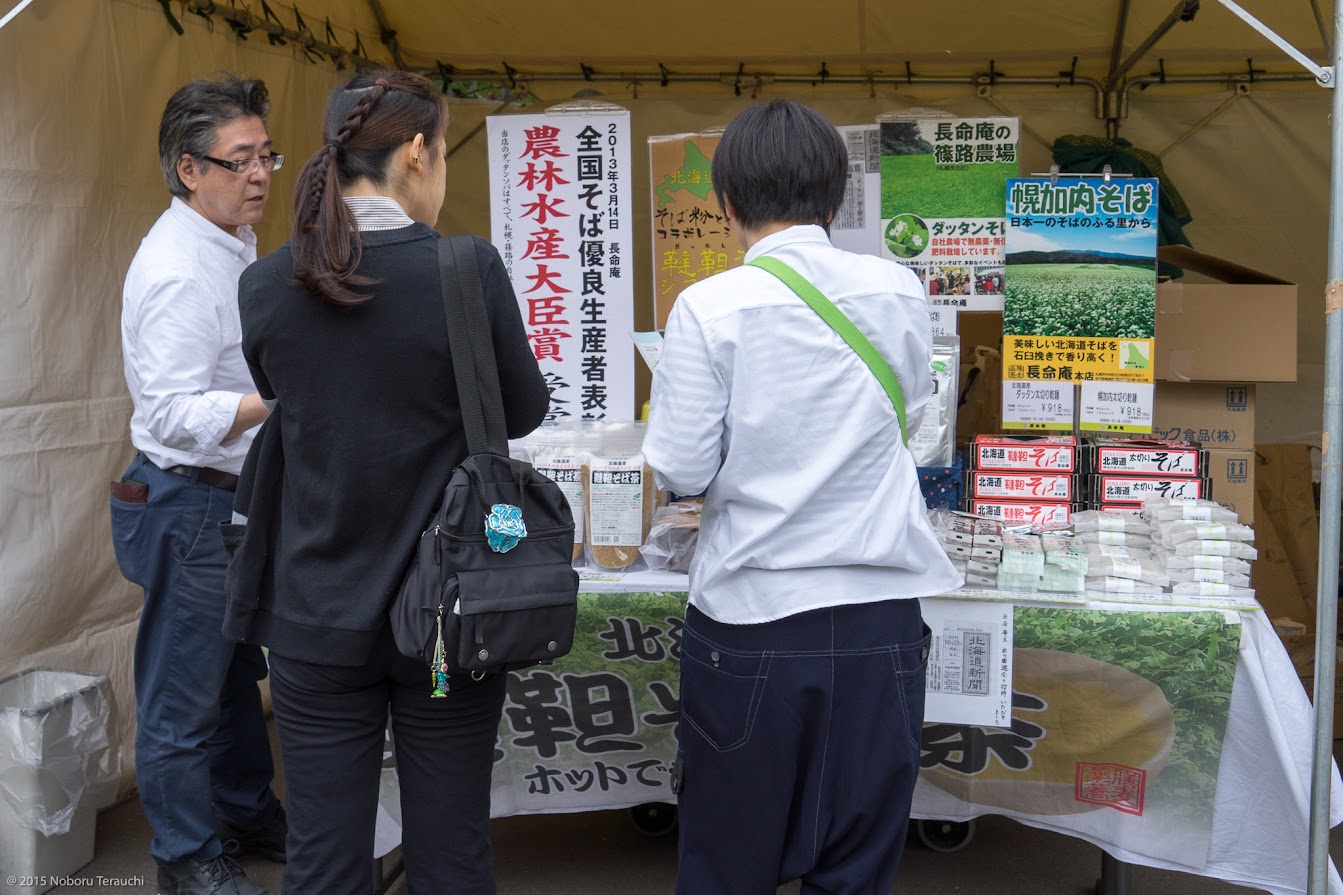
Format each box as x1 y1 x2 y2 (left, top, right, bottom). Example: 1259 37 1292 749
642 299 728 497
131 276 245 455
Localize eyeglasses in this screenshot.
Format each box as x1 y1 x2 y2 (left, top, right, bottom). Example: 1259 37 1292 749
199 153 285 175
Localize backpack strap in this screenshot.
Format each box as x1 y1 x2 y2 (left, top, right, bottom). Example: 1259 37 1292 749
439 236 509 457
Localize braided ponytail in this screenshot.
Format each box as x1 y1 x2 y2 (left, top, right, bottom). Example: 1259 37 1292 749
288 72 445 307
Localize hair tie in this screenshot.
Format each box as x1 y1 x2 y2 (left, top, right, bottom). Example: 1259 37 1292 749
374 77 391 90
327 137 343 151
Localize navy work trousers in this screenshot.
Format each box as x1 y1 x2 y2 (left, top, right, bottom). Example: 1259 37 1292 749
674 598 930 895
268 626 507 895
110 454 279 865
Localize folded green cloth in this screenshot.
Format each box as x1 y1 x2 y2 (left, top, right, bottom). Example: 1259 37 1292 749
1052 135 1193 278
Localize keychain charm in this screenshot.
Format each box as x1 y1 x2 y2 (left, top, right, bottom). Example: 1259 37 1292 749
431 611 450 697
485 503 527 553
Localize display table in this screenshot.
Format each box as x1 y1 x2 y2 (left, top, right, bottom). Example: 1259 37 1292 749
374 570 1343 895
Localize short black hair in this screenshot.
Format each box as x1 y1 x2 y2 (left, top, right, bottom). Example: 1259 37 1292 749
711 100 848 232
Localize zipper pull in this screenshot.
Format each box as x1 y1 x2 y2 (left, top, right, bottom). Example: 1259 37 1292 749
433 524 442 567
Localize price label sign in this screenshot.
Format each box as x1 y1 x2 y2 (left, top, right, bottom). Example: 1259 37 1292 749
1080 381 1154 433
1002 380 1074 431
927 305 958 338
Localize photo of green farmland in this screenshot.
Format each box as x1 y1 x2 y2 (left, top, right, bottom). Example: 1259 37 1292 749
1003 263 1156 339
880 153 1015 219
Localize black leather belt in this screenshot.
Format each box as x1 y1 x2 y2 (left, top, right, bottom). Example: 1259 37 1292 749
139 452 239 492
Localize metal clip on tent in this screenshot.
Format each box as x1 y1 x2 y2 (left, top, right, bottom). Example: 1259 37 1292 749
1030 168 1132 181
544 99 629 116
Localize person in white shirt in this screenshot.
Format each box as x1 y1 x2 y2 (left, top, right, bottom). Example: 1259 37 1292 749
642 99 962 895
110 74 285 895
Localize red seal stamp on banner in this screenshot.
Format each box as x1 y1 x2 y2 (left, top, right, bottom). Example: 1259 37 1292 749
1075 762 1147 815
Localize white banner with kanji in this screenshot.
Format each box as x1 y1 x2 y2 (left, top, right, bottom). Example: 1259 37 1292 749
487 109 635 420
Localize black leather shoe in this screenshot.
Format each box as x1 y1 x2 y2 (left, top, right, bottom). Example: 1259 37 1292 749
217 803 287 863
156 854 269 895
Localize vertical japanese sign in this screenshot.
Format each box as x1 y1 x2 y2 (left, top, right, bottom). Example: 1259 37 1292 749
831 123 882 256
1001 177 1159 432
920 597 1014 727
487 109 635 421
648 133 740 330
879 116 1019 313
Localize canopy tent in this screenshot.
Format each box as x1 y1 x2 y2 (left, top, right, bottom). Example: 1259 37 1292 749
1 0 1339 884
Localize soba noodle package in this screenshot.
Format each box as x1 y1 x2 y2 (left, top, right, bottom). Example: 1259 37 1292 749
907 336 960 467
521 422 595 562
583 422 660 571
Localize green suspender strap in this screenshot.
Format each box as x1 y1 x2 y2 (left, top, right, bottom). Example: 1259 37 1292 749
747 256 909 445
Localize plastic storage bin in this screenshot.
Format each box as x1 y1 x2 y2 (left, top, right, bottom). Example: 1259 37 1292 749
0 669 115 895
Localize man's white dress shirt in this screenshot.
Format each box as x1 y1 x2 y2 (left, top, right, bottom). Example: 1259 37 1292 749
642 225 963 624
121 197 259 475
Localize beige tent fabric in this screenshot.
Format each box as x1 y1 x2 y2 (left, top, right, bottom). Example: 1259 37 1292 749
0 0 1332 795
307 0 1329 77
0 0 343 794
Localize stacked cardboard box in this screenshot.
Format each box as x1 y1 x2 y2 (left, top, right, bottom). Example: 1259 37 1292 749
1152 383 1256 524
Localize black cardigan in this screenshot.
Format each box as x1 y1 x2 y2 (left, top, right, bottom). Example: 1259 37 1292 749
222 227 549 664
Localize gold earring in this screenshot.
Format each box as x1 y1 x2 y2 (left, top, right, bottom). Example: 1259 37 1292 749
413 155 421 164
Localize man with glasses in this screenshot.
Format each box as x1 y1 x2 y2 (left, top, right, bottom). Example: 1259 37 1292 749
111 74 286 895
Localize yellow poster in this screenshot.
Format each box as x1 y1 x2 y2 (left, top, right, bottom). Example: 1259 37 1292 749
1002 335 1156 384
648 133 742 329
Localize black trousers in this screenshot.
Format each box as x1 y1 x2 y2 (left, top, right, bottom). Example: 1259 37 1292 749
269 625 506 895
675 599 930 895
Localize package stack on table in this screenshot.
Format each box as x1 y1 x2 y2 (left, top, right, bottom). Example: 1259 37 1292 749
1084 438 1212 515
1070 509 1168 598
1145 497 1258 605
962 434 1081 529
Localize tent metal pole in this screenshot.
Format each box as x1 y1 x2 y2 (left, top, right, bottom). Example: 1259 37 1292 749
1309 8 1343 891
1109 0 1199 83
1107 0 1133 84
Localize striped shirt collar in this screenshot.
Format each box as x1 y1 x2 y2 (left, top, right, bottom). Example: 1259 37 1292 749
343 195 415 231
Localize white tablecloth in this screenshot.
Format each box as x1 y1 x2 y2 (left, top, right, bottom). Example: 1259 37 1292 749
375 575 1343 895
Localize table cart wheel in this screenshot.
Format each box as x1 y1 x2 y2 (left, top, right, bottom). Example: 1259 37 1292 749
914 818 975 853
629 802 679 837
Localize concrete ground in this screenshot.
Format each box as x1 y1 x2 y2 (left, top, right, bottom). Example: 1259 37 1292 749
32 726 1343 895
36 795 1343 895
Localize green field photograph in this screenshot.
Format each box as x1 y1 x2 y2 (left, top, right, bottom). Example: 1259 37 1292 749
1003 263 1156 339
881 153 1015 219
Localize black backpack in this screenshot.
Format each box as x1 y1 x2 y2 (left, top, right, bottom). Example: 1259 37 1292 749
389 236 579 695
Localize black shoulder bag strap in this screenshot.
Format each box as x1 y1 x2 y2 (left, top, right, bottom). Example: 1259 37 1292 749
438 236 530 520
439 235 509 457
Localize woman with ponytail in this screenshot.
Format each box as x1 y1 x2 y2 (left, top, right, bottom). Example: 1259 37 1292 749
224 70 548 895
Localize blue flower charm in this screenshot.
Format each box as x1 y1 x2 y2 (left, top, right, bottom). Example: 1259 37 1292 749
485 503 527 553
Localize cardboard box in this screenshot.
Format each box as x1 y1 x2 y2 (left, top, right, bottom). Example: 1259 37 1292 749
1253 487 1313 624
964 499 1076 529
967 435 1078 472
1282 635 1343 739
1208 448 1255 524
967 470 1080 502
1154 246 1297 382
1088 474 1213 505
958 312 1004 361
1088 439 1209 478
1153 383 1256 448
